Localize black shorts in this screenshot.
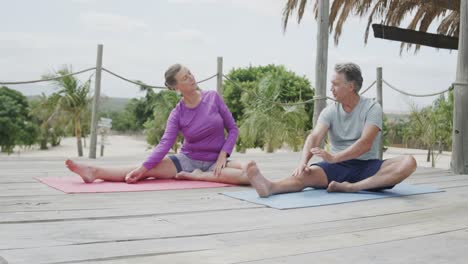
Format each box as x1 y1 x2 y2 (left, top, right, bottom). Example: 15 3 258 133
312 159 394 191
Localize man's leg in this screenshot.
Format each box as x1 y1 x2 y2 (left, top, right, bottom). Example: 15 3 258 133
327 155 417 192
246 161 328 197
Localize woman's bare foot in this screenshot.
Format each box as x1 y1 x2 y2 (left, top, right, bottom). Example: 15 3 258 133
245 161 272 198
175 169 204 180
65 159 96 183
326 181 359 193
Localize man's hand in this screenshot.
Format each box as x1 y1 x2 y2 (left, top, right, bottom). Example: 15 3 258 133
292 163 310 177
214 152 228 177
310 147 337 163
125 165 148 184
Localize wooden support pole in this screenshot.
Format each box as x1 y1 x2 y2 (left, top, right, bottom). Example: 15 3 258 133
376 67 383 160
451 0 468 174
217 57 223 95
89 44 103 159
313 0 329 127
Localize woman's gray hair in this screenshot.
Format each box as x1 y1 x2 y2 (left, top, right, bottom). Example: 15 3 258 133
164 63 182 90
334 63 363 93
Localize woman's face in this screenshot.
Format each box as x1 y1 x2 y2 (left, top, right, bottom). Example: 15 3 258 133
174 66 197 93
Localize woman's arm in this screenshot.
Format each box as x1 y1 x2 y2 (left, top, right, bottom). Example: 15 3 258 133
142 107 180 170
215 92 238 156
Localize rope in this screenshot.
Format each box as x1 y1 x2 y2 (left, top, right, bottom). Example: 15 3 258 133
222 74 245 91
383 80 453 97
103 68 218 89
359 80 377 95
453 82 468 87
196 73 218 84
102 68 167 89
0 67 96 85
272 96 336 106
223 74 336 105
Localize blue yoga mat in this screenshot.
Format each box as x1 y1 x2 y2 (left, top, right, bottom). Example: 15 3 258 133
222 183 443 209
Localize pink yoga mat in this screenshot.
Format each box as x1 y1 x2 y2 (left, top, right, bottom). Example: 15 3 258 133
35 176 234 194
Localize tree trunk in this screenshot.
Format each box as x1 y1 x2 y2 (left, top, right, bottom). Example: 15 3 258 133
40 126 48 150
438 138 443 154
75 112 83 157
427 148 431 162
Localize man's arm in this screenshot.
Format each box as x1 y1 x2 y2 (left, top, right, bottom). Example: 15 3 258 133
298 123 329 166
315 124 379 163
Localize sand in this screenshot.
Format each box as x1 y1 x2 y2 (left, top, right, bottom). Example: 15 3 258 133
0 135 452 169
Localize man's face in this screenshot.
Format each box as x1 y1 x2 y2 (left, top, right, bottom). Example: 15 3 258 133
330 73 354 102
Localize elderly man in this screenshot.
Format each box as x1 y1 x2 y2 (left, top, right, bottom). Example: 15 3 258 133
247 62 417 197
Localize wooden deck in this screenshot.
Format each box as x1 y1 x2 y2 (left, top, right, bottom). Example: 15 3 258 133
1 152 468 264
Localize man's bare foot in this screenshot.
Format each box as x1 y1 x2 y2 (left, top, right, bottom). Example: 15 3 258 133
327 181 359 193
65 159 96 183
175 169 204 180
245 161 272 198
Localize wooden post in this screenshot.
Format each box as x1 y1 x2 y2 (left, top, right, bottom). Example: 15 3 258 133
376 67 383 159
313 0 329 127
217 57 223 95
89 44 103 159
100 131 105 157
451 0 468 174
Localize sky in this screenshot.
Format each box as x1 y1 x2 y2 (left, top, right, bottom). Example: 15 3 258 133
0 0 459 113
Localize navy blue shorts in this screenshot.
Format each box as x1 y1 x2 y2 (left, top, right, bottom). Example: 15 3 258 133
312 159 394 191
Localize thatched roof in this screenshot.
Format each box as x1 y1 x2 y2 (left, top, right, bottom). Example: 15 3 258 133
283 0 460 51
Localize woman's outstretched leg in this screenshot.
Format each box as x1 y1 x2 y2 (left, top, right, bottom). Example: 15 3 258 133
66 157 177 183
175 160 250 185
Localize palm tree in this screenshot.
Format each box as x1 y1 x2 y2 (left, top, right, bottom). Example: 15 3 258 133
282 0 459 51
44 66 91 156
239 75 309 153
143 90 182 153
30 94 58 149
404 104 441 167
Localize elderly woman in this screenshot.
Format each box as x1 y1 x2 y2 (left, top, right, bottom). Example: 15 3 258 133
66 64 249 185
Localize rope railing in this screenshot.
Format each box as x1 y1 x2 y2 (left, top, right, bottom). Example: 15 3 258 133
2 67 454 101
102 68 167 89
1 67 219 90
196 73 218 84
383 79 453 97
223 74 335 105
359 80 376 95
0 67 96 85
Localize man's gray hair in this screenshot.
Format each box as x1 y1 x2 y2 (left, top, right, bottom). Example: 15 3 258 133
334 63 363 93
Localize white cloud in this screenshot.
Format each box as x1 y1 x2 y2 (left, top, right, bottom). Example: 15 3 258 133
164 29 215 44
168 0 287 18
79 12 149 33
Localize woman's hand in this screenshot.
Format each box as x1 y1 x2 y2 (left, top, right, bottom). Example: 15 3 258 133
125 165 148 184
214 151 228 177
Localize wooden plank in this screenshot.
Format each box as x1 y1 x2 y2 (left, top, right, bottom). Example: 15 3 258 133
3 203 466 264
0 153 463 264
242 230 468 264
372 24 459 50
1 185 464 249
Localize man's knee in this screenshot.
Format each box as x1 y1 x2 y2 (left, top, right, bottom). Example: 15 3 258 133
404 155 417 173
297 166 328 187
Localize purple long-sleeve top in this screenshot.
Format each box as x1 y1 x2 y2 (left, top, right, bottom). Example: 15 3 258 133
142 90 238 170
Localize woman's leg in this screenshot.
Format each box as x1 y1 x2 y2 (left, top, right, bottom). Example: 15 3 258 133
65 157 177 183
175 160 250 185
